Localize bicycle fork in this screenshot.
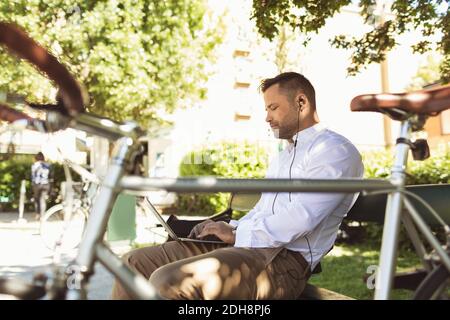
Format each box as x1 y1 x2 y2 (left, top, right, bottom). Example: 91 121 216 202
65 135 155 300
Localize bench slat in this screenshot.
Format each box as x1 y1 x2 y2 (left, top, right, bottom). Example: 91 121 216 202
298 284 354 300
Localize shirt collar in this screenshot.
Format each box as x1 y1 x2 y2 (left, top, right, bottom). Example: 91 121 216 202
286 122 326 152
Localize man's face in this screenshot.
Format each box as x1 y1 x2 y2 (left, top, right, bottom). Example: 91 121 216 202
264 84 299 140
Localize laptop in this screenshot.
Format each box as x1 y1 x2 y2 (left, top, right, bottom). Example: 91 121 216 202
142 197 226 244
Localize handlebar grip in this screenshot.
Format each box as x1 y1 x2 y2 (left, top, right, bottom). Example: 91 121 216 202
0 22 86 116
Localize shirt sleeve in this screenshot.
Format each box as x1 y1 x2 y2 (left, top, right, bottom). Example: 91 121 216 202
229 219 239 228
234 142 363 248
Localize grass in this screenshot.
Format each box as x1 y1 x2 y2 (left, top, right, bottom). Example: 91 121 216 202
130 241 424 300
308 243 423 300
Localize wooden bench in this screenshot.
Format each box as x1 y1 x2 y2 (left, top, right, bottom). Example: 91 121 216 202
298 283 354 300
228 184 450 300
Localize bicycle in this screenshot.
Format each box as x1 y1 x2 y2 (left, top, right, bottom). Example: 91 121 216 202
0 22 449 300
39 157 168 252
39 159 98 251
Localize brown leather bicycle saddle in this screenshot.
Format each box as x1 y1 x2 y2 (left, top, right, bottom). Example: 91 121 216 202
350 84 450 120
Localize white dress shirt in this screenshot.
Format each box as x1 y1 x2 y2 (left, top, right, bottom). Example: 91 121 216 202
230 123 364 269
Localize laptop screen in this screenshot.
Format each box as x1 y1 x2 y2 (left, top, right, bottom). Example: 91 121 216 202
142 198 180 240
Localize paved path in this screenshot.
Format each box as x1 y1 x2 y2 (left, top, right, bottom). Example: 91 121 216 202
0 210 174 299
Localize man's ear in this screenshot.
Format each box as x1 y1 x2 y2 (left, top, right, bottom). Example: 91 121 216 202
296 93 307 109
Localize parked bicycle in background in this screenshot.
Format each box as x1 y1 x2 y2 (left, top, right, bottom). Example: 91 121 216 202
39 159 98 252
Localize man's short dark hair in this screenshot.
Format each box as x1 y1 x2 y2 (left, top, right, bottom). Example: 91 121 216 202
259 72 316 109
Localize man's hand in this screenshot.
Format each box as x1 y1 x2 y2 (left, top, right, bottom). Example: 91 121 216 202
188 219 214 239
197 221 236 245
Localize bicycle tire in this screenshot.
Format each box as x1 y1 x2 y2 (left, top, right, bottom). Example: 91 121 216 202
0 278 46 300
40 204 87 251
413 264 450 300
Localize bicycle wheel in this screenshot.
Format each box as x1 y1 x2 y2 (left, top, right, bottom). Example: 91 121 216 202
40 204 87 251
413 264 450 300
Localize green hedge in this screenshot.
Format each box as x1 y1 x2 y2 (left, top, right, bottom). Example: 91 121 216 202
172 142 449 219
173 142 449 250
362 145 450 184
0 155 66 211
172 141 269 217
342 145 450 248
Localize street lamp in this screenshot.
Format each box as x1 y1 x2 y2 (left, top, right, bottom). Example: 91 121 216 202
368 0 394 147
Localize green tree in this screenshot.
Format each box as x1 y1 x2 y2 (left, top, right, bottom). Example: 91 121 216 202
251 0 450 82
273 23 308 73
406 54 443 91
0 0 223 127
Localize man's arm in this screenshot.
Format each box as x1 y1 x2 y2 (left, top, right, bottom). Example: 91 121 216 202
234 142 363 248
228 195 264 228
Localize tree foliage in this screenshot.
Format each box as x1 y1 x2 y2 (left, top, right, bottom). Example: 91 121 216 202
176 141 269 216
0 0 223 127
252 0 450 82
406 54 443 91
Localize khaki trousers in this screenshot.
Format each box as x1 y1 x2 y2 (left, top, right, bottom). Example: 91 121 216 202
111 241 310 300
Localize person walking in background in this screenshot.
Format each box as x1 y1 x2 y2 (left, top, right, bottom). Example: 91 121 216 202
31 152 52 220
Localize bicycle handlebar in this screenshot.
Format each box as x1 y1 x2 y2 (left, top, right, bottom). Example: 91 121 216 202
0 22 145 141
0 103 33 122
0 103 47 132
0 22 87 118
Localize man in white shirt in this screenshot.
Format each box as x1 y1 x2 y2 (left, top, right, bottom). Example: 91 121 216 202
112 72 364 300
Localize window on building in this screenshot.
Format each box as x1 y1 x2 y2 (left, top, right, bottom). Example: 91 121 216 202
233 50 250 58
234 113 251 121
152 152 165 177
234 82 250 89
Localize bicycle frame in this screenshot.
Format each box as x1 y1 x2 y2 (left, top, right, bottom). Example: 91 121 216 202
59 112 449 300
66 136 158 300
